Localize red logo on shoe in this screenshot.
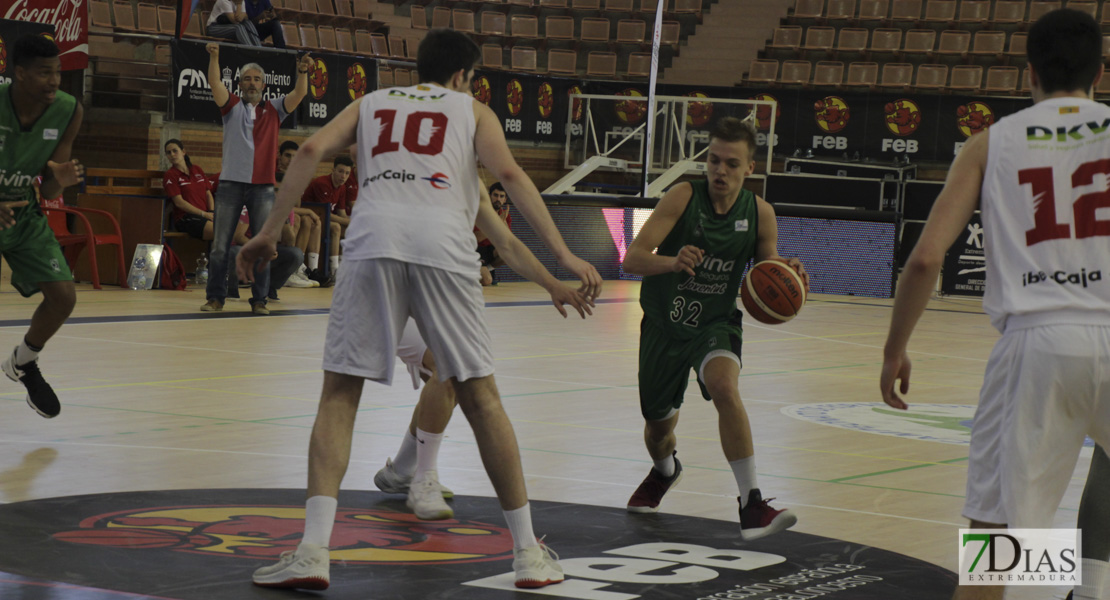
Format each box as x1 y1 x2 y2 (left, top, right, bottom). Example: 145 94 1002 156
53 505 514 565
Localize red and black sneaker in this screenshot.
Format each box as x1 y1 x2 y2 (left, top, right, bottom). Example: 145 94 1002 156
627 453 683 513
739 489 797 541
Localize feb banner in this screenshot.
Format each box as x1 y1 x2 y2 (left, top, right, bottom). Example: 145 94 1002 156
0 18 51 84
1 2 87 70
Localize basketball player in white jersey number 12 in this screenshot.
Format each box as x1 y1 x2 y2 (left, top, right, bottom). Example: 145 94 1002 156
236 29 602 591
880 10 1110 600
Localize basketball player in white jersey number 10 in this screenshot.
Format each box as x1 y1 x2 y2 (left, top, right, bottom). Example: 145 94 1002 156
236 29 603 592
880 9 1110 600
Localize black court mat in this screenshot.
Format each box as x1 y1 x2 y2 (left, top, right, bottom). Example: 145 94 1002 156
0 489 956 599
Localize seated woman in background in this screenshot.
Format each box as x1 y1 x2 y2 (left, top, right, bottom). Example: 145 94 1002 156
163 139 218 241
206 0 262 47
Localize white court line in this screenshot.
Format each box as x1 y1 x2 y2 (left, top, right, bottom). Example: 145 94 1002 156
0 438 966 527
744 321 990 363
49 334 321 361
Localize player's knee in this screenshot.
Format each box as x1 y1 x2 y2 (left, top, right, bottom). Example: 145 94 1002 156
705 377 740 406
43 283 76 315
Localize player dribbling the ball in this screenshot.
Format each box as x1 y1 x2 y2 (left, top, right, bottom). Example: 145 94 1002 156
622 117 809 541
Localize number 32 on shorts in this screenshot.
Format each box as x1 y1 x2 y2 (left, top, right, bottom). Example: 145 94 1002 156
670 296 702 327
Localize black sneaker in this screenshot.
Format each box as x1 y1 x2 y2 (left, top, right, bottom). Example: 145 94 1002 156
3 348 60 418
307 268 335 288
627 452 683 513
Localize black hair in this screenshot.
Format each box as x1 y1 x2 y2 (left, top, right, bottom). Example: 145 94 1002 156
488 181 508 202
165 139 193 171
279 140 299 155
12 33 59 70
416 29 481 86
1027 9 1102 94
333 155 354 168
709 117 758 154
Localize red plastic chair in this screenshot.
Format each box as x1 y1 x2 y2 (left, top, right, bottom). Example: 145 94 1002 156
41 197 127 289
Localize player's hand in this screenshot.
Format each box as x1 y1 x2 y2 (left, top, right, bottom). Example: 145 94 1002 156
47 159 84 189
558 254 602 303
784 256 811 293
236 234 278 283
298 53 313 73
547 284 593 319
879 351 911 410
203 211 214 221
0 201 29 229
672 245 704 277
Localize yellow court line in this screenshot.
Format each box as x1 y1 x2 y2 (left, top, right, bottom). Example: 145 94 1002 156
509 417 969 468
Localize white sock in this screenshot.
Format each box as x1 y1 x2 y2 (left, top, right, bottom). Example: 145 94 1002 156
392 431 419 477
1075 558 1109 600
306 252 319 270
653 454 675 478
731 456 758 508
503 503 539 550
15 339 41 365
414 428 443 477
330 255 340 270
302 495 338 547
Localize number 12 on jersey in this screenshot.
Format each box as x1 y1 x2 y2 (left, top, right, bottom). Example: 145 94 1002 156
1020 159 1110 246
372 110 448 157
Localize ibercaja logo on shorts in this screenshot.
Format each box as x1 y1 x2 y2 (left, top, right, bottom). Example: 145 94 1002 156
52 505 515 565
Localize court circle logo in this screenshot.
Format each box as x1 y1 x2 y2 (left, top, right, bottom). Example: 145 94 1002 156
309 57 328 100
748 93 781 131
537 81 554 119
782 402 977 445
346 62 368 101
814 96 850 133
957 101 994 138
615 88 647 125
684 91 713 128
505 79 524 117
471 75 491 106
53 505 515 565
884 98 922 136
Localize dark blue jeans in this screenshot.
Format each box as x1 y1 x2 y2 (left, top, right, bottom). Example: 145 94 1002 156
207 181 274 306
254 18 285 48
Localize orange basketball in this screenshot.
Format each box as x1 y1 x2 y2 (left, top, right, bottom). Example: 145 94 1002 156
741 259 806 324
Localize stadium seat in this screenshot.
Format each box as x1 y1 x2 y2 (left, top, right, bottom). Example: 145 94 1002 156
1066 0 1097 18
922 0 955 24
586 51 617 76
659 21 680 46
957 0 989 24
769 26 804 55
481 11 507 35
627 52 651 76
970 30 1005 62
835 28 869 58
317 25 337 51
512 46 538 70
90 0 113 30
991 0 1025 25
545 16 575 39
879 61 913 87
617 19 646 43
299 24 318 48
949 65 982 90
868 28 902 60
747 59 780 83
1027 1 1060 22
574 0 602 10
673 0 701 13
844 61 879 86
934 29 970 60
813 60 844 85
983 65 1018 93
802 26 836 52
512 14 540 38
790 0 825 26
482 44 503 68
368 31 388 55
452 9 475 33
824 0 856 22
548 48 578 74
377 66 393 87
581 17 611 41
856 0 889 23
902 28 936 54
889 0 922 24
914 63 947 89
779 60 812 84
388 35 406 59
411 5 427 29
432 7 451 28
336 28 354 52
281 22 300 48
156 5 176 34
136 3 157 32
606 0 635 11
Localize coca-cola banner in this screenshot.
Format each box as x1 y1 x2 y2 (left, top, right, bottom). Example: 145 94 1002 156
1 1 88 70
0 18 52 84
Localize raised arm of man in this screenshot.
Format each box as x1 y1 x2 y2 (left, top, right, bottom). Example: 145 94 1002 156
283 53 312 114
206 43 229 108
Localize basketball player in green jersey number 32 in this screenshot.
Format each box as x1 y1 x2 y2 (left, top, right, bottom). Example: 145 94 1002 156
0 34 84 419
623 117 808 541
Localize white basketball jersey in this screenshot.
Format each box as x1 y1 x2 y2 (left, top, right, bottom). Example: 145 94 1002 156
344 84 481 276
981 97 1110 332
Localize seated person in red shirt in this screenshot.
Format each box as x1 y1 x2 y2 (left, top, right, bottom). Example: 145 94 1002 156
474 182 511 286
301 155 351 276
163 139 216 240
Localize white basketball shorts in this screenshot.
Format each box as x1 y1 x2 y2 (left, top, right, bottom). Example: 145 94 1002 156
963 321 1110 528
323 258 494 385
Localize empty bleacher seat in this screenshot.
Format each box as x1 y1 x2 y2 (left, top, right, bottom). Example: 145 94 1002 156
914 63 947 89
949 64 982 90
880 61 913 87
780 60 812 84
857 0 889 22
481 11 507 35
845 61 879 86
512 46 538 70
628 52 651 76
483 44 503 68
747 58 779 83
546 16 575 39
548 48 578 73
587 51 617 76
813 60 844 85
983 65 1018 93
512 14 540 38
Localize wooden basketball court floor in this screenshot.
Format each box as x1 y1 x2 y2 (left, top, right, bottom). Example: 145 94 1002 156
0 278 1092 599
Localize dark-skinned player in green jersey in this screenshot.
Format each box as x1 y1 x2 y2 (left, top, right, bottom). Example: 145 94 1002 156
623 117 809 541
0 34 85 418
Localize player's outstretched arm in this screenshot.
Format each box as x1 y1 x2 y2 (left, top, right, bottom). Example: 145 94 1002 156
472 100 603 300
622 183 702 276
237 100 359 283
880 128 986 410
753 197 810 292
475 197 593 319
205 44 230 108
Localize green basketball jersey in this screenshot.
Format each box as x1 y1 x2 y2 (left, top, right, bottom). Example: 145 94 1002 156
0 84 77 209
640 180 760 340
